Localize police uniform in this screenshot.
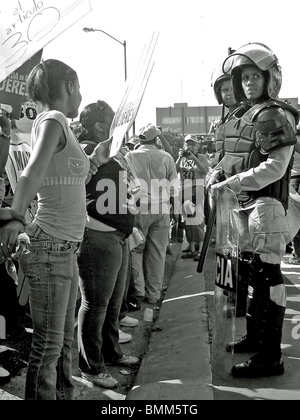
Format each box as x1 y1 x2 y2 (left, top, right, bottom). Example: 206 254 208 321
212 43 299 377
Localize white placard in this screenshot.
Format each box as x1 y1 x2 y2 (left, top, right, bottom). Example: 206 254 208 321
0 0 92 83
109 32 159 157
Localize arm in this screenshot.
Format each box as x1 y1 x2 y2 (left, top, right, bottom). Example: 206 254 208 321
0 119 63 257
0 111 11 206
190 153 210 176
157 130 174 157
295 135 300 154
11 120 62 216
211 145 294 196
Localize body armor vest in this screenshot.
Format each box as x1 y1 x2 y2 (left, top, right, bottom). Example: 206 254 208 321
214 103 296 210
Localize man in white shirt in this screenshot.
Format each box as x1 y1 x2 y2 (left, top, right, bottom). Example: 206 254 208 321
126 124 179 304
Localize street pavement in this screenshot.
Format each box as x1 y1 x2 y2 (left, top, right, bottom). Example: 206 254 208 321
129 241 300 401
1 239 300 401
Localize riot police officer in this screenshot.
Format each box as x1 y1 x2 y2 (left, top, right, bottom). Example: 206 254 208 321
211 43 299 378
208 65 249 316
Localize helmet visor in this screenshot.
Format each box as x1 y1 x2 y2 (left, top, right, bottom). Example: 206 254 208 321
223 43 278 74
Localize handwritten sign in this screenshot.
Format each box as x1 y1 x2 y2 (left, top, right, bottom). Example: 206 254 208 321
5 134 32 192
0 50 42 119
0 0 92 83
109 32 159 157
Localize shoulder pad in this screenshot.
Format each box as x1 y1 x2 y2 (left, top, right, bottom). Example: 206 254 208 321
248 102 297 153
272 99 300 125
242 100 299 126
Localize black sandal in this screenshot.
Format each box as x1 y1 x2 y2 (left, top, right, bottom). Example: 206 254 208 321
181 251 196 259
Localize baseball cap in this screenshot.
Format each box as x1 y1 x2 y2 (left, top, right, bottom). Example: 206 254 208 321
138 124 161 142
126 135 139 146
184 134 198 143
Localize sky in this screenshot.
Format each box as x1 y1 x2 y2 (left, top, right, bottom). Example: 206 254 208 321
42 0 300 129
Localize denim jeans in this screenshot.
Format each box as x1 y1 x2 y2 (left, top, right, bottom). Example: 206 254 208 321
77 229 129 374
20 223 80 400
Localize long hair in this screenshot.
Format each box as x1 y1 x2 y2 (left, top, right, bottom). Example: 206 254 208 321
26 59 78 106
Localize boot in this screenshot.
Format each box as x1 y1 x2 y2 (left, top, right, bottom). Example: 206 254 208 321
235 256 251 317
226 286 260 353
231 353 284 378
232 260 286 378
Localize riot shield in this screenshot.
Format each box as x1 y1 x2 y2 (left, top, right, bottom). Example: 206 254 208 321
212 186 239 380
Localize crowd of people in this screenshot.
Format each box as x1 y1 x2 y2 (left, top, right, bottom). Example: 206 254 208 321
0 40 300 399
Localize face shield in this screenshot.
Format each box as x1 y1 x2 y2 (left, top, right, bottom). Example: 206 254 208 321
222 43 282 102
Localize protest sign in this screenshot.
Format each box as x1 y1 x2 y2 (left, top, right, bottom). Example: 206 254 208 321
0 0 92 83
109 32 159 157
5 133 31 193
17 100 39 133
0 50 42 119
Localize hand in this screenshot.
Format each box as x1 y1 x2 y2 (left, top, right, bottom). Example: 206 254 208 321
11 232 30 261
0 220 25 259
206 168 223 189
0 109 11 136
0 208 27 225
89 137 113 175
210 178 230 198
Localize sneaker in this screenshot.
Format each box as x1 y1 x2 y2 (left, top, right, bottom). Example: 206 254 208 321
119 329 132 344
231 354 284 378
120 316 139 328
106 354 139 366
80 370 119 389
127 300 141 312
226 335 258 353
182 251 196 259
193 252 201 262
0 366 10 384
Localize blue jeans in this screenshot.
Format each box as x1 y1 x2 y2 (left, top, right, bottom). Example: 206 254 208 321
20 223 80 400
77 229 129 374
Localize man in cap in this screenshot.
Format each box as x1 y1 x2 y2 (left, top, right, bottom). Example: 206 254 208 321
176 135 209 261
125 135 140 152
126 124 178 304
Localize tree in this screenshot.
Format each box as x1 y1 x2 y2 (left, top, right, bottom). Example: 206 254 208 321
160 127 184 160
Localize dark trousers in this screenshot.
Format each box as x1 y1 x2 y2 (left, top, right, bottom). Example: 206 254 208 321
0 262 19 335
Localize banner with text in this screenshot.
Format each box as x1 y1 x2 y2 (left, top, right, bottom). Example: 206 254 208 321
109 32 159 157
0 0 92 83
0 50 42 119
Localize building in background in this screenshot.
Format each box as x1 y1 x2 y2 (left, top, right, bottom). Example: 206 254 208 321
156 99 300 138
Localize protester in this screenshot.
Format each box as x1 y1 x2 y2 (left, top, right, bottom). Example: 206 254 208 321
0 106 13 383
176 135 209 261
76 101 139 390
211 43 299 377
0 107 21 337
126 124 179 304
0 60 110 400
125 135 140 152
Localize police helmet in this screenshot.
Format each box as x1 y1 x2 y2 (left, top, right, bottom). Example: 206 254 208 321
211 64 231 105
222 43 282 103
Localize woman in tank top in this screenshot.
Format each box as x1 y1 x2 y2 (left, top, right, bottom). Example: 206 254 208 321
0 60 110 400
